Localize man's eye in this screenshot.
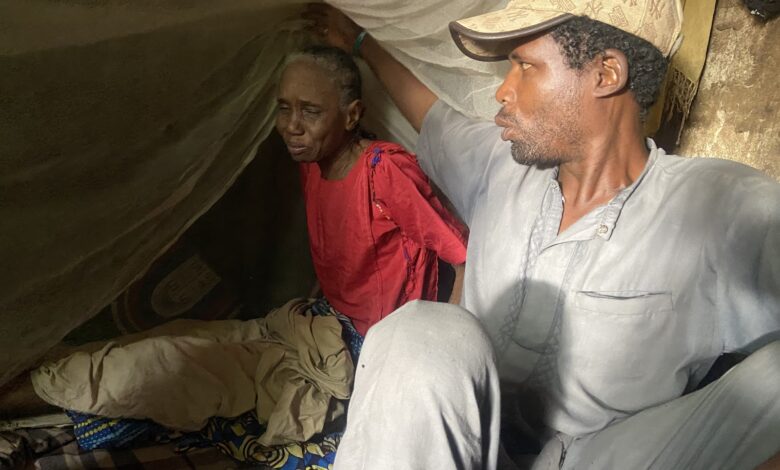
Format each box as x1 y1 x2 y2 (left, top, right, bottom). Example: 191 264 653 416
277 105 290 112
520 62 532 70
303 108 321 115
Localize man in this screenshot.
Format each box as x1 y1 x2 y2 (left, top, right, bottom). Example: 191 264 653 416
308 1 780 469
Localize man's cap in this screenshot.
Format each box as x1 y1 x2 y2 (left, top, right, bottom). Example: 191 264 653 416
449 0 683 61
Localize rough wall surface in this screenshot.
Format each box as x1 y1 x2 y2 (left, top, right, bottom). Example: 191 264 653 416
678 0 779 179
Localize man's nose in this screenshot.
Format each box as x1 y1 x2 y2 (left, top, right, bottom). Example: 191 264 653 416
495 71 518 105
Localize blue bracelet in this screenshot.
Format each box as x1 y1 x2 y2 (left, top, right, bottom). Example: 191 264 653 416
352 30 368 57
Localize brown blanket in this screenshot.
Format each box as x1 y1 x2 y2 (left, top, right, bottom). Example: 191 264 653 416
31 298 353 446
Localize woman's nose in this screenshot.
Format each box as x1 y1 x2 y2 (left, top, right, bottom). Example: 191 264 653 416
285 111 304 134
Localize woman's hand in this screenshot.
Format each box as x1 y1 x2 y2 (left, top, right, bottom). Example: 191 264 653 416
303 3 363 53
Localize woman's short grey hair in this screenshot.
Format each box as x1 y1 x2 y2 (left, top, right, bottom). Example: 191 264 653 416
284 45 363 109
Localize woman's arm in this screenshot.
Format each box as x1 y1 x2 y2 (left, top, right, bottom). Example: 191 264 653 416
448 263 465 305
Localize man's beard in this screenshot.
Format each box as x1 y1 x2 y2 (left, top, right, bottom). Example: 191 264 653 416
500 93 583 169
510 140 567 169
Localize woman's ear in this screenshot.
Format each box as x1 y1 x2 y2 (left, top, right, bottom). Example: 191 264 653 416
345 99 364 131
591 48 629 98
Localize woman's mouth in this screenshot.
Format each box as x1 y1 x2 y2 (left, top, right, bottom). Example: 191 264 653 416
286 144 308 156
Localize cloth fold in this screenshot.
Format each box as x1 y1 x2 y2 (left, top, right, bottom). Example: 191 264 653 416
31 298 354 446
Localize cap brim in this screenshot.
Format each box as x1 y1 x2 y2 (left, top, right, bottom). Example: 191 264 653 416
449 9 574 61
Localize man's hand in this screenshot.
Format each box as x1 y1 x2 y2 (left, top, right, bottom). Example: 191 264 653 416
303 3 362 54
302 3 437 132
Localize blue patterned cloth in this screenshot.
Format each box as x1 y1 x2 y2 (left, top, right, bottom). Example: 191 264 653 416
66 411 170 450
176 411 342 469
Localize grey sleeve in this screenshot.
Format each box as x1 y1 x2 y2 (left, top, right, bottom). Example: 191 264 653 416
415 100 511 225
717 175 780 354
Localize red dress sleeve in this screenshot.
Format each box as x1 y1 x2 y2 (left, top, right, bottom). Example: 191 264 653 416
368 142 468 265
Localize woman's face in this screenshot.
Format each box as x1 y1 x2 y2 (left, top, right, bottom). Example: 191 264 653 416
276 60 352 163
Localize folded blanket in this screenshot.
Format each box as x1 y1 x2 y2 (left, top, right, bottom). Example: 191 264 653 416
31 298 353 446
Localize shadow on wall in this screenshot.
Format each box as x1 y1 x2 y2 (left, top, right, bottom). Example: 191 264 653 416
64 132 315 345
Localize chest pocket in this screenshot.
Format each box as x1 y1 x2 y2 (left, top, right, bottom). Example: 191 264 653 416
565 290 678 380
575 290 673 315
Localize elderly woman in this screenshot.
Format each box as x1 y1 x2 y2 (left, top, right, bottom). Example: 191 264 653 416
276 46 467 336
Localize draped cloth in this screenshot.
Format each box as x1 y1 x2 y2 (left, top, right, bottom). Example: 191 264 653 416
31 298 353 446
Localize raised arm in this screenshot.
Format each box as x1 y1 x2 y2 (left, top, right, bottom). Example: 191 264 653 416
305 3 437 132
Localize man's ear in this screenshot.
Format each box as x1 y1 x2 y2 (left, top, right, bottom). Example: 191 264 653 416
591 48 629 98
345 99 364 131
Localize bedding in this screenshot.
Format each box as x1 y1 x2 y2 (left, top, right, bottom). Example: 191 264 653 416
0 425 256 469
1 300 363 469
32 299 353 445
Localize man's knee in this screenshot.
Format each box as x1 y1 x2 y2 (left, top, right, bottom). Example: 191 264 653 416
735 340 780 386
369 300 494 354
361 300 496 383
339 301 501 470
708 340 780 427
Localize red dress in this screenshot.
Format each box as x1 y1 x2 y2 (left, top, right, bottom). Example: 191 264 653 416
300 141 467 335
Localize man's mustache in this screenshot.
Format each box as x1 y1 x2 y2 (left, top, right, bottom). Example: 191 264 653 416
495 109 520 126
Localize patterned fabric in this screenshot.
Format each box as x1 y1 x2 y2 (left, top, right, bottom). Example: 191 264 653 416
34 432 247 470
0 426 75 469
178 411 342 469
62 239 241 347
66 411 171 451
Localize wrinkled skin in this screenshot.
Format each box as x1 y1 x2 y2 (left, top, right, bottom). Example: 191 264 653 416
276 60 361 178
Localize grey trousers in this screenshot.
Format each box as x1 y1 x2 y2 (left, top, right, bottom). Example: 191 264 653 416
333 301 780 470
334 300 501 470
